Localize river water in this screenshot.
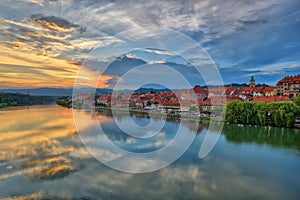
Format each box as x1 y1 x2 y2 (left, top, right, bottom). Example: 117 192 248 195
0 105 299 199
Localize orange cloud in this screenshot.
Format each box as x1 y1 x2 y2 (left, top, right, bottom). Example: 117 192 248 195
0 15 120 88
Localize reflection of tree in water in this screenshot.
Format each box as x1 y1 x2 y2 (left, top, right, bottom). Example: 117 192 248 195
223 124 300 151
97 111 300 151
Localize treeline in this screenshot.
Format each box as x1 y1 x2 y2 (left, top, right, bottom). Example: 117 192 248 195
225 101 300 128
0 93 53 108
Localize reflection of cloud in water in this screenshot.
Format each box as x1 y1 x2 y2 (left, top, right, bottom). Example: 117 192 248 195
134 141 166 149
1 192 42 200
0 106 92 181
0 106 299 199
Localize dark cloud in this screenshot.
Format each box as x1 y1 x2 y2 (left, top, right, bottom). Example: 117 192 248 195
29 14 79 32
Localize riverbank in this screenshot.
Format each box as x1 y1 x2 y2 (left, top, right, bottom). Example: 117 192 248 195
95 106 217 122
56 100 300 128
0 93 54 108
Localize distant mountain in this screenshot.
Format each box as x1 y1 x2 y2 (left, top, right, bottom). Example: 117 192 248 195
134 87 172 93
0 88 73 96
0 88 115 96
96 88 113 94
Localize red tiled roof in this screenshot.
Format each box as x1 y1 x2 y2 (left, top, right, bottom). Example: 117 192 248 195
198 100 210 106
252 96 291 103
162 100 180 106
277 75 300 85
193 85 208 94
225 87 236 96
226 96 243 102
262 86 276 93
236 87 253 94
198 96 227 106
135 100 145 103
98 96 108 101
252 86 265 93
208 87 226 95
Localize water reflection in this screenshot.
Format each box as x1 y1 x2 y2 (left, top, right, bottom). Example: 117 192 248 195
222 124 300 151
0 106 87 182
0 106 299 199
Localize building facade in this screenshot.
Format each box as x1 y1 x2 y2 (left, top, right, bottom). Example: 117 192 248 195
276 75 300 98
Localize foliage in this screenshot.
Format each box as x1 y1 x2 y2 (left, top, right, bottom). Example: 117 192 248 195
0 93 52 108
225 100 300 128
189 106 198 112
56 98 72 108
294 94 300 107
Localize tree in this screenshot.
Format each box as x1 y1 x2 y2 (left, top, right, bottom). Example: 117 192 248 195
254 102 267 126
189 106 198 112
294 94 300 107
225 101 242 124
225 100 300 128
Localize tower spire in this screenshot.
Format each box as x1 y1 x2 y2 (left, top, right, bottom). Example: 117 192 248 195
250 76 255 88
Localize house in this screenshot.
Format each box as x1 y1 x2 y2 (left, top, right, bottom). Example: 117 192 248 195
198 96 227 112
97 95 109 105
252 87 265 97
263 86 277 97
276 75 300 98
193 85 208 100
235 87 254 100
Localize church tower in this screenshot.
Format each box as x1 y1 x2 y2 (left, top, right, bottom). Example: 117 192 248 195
250 76 255 88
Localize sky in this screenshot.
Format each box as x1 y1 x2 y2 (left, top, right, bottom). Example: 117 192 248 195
0 0 300 89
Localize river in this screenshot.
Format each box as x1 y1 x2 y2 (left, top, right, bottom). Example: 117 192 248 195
0 105 299 199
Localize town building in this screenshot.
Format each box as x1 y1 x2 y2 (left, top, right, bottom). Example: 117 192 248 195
263 86 277 97
276 75 300 98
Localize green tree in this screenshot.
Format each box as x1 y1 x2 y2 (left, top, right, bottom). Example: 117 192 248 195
225 101 242 123
294 94 300 107
254 102 267 126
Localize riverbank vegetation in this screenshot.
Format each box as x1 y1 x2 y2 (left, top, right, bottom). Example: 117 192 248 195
56 95 300 128
0 93 53 108
225 101 300 128
56 97 72 108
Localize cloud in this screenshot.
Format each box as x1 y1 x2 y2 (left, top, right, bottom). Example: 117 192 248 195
244 61 300 73
0 0 300 87
21 0 44 6
28 14 79 32
141 48 176 56
0 13 121 88
125 54 136 59
21 0 59 7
